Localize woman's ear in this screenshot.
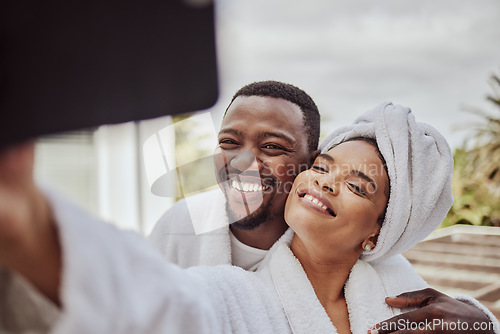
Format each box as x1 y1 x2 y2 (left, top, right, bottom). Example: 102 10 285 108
361 230 380 252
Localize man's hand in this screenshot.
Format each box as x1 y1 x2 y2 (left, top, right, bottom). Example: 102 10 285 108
0 142 61 305
369 288 496 334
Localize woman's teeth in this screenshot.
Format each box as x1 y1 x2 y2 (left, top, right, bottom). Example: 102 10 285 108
303 194 328 211
231 180 267 192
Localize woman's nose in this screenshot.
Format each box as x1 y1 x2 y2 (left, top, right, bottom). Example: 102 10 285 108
230 150 260 172
315 177 338 195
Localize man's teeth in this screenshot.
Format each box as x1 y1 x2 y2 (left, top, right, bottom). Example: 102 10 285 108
231 180 267 192
303 194 328 211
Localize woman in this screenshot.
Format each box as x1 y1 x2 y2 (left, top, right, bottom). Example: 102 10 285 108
284 137 390 333
2 103 493 333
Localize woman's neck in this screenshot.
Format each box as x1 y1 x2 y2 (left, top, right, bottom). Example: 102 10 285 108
290 235 359 334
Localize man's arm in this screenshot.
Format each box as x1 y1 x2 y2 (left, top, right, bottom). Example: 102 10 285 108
369 288 499 334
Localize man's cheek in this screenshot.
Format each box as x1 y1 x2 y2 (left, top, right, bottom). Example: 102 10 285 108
213 150 229 176
282 180 295 195
212 149 223 169
274 163 298 179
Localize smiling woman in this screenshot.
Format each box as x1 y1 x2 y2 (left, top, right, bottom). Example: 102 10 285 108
285 140 390 332
287 141 388 245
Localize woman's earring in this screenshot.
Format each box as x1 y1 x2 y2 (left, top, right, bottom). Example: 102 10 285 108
364 244 372 252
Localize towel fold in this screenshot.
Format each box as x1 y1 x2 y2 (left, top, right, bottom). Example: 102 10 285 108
319 102 454 262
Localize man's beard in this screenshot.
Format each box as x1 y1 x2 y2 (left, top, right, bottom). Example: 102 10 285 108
219 167 282 230
226 199 280 231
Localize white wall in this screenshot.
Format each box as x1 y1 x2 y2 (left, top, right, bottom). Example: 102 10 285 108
35 117 177 235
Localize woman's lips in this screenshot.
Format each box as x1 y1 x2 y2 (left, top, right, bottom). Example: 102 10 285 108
298 188 336 216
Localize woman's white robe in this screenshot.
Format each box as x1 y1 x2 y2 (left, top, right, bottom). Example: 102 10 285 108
1 188 499 333
44 189 433 334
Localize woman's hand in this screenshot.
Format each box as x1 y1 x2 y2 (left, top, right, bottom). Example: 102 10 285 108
0 142 61 305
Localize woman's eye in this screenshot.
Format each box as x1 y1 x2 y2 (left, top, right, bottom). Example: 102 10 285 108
348 183 366 196
312 165 327 173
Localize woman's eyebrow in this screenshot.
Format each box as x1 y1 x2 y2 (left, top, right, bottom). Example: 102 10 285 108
351 170 377 192
317 153 335 163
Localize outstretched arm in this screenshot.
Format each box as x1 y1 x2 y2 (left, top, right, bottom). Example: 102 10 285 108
369 288 499 334
0 142 62 305
0 141 222 333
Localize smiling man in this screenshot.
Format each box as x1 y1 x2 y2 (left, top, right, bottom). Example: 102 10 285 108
149 81 320 269
213 94 320 249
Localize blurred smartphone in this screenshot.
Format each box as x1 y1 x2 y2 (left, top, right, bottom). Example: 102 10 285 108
0 0 218 147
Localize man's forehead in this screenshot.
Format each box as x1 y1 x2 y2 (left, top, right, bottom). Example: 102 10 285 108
219 95 308 144
224 96 303 126
226 96 302 117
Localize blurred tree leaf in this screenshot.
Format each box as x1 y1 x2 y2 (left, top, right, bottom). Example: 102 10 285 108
442 71 500 228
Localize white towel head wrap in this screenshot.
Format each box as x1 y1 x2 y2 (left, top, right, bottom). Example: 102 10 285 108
319 102 454 262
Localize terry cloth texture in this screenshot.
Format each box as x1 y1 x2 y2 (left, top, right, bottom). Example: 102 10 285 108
24 187 431 334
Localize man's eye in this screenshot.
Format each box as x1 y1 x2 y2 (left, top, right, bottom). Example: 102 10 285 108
219 139 238 147
312 165 327 173
263 144 283 150
348 183 366 196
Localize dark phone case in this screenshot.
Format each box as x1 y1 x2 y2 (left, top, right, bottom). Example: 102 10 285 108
0 0 219 147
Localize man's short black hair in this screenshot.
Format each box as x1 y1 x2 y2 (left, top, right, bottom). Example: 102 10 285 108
225 80 320 152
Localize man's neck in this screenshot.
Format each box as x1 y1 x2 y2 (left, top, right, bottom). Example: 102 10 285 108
230 219 288 250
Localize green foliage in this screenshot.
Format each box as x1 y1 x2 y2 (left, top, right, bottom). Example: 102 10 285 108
172 113 218 201
442 149 500 227
442 72 500 227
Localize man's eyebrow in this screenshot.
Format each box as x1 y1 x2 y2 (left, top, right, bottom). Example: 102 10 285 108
352 170 377 191
259 131 296 144
218 128 242 136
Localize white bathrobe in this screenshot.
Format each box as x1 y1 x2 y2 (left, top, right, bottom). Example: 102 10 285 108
3 187 489 334
148 188 233 268
14 189 440 334
5 191 498 334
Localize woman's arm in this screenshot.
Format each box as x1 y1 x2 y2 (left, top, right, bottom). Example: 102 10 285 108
0 142 61 305
0 142 219 333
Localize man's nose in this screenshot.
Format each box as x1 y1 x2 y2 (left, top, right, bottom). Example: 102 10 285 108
230 150 260 172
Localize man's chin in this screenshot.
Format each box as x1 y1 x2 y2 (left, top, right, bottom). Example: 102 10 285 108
226 204 269 231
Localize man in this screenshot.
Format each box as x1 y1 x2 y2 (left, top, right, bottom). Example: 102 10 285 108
149 80 320 269
149 80 498 332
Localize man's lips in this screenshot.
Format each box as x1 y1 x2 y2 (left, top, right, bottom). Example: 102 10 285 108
298 188 336 216
220 173 279 210
230 180 270 192
219 168 276 191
